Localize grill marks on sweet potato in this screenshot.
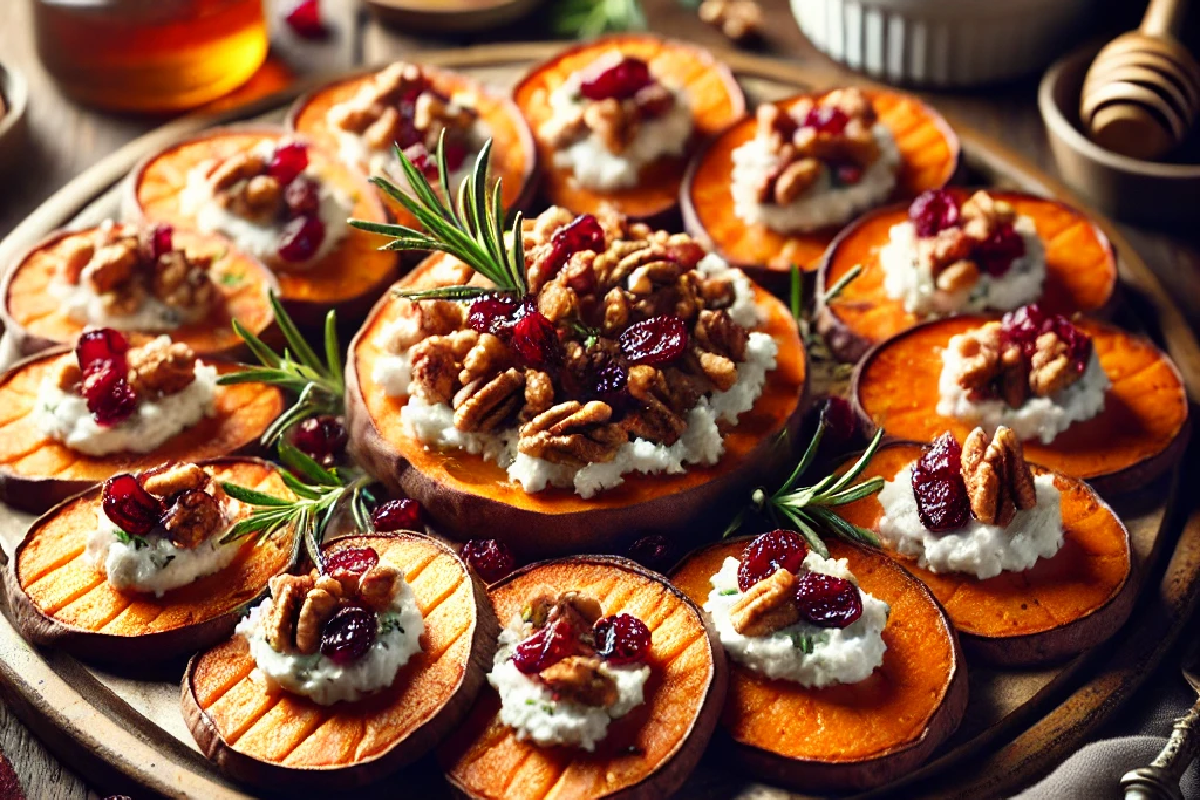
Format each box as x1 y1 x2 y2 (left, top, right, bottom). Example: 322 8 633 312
514 35 745 220
439 560 717 800
683 90 958 273
854 317 1189 489
189 536 476 769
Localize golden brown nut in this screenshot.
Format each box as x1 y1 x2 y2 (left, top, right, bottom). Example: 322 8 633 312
539 656 618 707
730 568 801 636
141 462 210 497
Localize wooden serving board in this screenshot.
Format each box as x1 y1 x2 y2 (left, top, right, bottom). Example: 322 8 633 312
0 44 1197 800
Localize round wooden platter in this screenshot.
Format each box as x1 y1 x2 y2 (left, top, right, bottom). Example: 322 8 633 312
0 43 1197 800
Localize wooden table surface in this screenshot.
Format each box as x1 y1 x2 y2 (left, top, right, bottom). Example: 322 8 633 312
0 0 1197 797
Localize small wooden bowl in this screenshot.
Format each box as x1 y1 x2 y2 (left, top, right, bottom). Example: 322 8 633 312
0 60 29 175
1040 43 1200 226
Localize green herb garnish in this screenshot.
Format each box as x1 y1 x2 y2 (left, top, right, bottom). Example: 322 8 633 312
790 631 815 653
553 0 647 37
113 529 149 550
718 588 738 596
218 270 245 287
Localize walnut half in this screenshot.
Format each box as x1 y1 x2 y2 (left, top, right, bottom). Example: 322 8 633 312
729 568 800 637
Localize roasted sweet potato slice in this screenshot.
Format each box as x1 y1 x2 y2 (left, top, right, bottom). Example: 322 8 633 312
682 89 959 277
0 350 285 513
513 34 745 222
2 457 295 662
287 64 538 226
346 254 808 557
1 225 278 362
183 532 496 790
816 191 1119 361
832 442 1135 665
852 317 1190 495
439 556 725 800
670 537 966 792
124 127 396 326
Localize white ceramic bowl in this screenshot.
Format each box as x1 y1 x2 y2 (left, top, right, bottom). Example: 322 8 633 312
791 0 1093 87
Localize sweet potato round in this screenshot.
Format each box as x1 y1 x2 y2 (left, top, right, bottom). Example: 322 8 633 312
0 349 285 513
438 555 726 800
670 536 967 792
832 442 1136 665
2 457 296 663
1 224 278 362
288 64 539 225
682 89 959 277
816 191 1119 362
346 254 808 557
851 316 1190 495
182 532 497 790
123 126 397 326
514 34 745 223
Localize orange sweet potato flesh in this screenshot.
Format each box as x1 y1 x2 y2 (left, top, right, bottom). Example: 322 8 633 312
818 192 1118 361
289 66 537 225
3 226 277 359
834 443 1132 660
440 557 721 800
684 90 958 272
671 538 962 788
0 351 284 512
128 129 396 319
854 317 1190 493
514 35 745 221
10 459 294 659
186 534 487 784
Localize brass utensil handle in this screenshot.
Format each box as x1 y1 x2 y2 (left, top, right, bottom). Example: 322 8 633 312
1121 696 1200 800
1141 0 1188 38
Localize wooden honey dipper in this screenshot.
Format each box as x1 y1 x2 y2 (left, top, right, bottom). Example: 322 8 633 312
1080 0 1200 160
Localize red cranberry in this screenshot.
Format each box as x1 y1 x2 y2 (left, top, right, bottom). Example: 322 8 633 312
277 214 326 263
83 365 138 427
371 498 423 532
544 214 606 279
76 328 130 375
594 613 652 665
1001 304 1092 374
320 604 377 664
268 141 310 185
290 415 347 466
794 572 863 628
284 0 326 38
626 534 673 571
738 530 809 592
909 189 962 237
511 618 577 674
509 303 560 368
395 114 422 149
803 105 849 135
590 359 630 410
664 241 706 270
402 144 440 180
974 222 1026 277
443 140 469 172
579 57 653 101
912 433 971 532
461 538 516 583
102 474 164 536
142 223 174 261
324 546 379 578
619 316 689 366
466 295 520 336
284 175 321 216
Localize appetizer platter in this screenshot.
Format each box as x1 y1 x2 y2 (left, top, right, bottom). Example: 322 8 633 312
0 41 1197 800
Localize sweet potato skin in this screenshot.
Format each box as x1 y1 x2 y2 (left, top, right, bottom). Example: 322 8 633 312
670 537 967 792
815 191 1119 362
2 457 295 663
0 348 285 513
439 555 727 800
182 532 498 790
852 316 1190 496
345 254 808 557
833 442 1137 665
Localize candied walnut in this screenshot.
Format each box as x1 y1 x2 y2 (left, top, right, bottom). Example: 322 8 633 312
662 367 703 414
374 61 425 102
729 567 800 636
961 191 1016 240
1029 331 1079 396
357 564 399 612
521 370 555 424
265 576 310 654
824 87 876 124
961 426 1037 526
583 99 635 154
526 591 604 631
58 237 95 285
949 323 1002 399
772 158 821 205
601 287 630 335
530 206 577 246
699 277 735 311
634 83 674 117
363 106 400 152
410 334 466 404
99 283 146 318
626 258 682 296
935 260 980 294
82 241 138 294
694 309 747 361
541 106 588 148
518 401 627 465
126 339 197 397
152 251 216 315
54 360 82 392
459 333 514 386
755 103 796 150
142 462 209 497
538 281 579 324
624 365 687 445
161 489 224 548
539 656 618 707
244 175 282 212
699 0 763 42
294 585 341 655
328 101 376 135
593 240 655 290
209 152 266 193
453 367 524 432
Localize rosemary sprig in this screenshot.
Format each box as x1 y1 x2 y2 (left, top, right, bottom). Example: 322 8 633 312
217 294 345 446
823 263 862 304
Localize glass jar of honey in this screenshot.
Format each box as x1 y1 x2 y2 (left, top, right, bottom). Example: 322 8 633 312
33 0 268 113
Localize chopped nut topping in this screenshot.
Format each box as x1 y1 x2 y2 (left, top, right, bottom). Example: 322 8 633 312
521 370 555 424
358 564 400 612
518 401 626 465
160 489 223 548
539 656 618 707
125 338 197 398
1029 331 1078 396
82 241 138 294
266 563 402 657
960 426 1037 526
295 585 341 655
699 0 763 42
459 333 514 386
57 237 96 286
623 365 687 445
729 568 801 636
265 574 314 654
949 321 1083 407
526 591 604 632
54 360 82 392
141 462 210 497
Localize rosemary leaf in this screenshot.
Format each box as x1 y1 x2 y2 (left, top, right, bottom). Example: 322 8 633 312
220 483 291 506
823 263 862 304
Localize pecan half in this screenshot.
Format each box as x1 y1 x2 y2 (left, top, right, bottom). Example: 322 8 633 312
518 401 627 465
454 367 525 432
624 365 687 445
295 585 341 655
729 568 800 637
961 426 1037 526
265 574 315 654
142 462 209 497
539 656 618 707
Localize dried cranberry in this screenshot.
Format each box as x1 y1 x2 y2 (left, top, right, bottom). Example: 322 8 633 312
277 214 326 263
619 316 689 366
819 396 858 448
76 328 130 375
466 295 520 337
511 617 577 674
291 415 347 466
794 572 862 628
102 474 164 536
579 56 653 101
325 546 380 578
143 223 174 260
590 359 629 410
402 143 440 180
594 613 652 665
509 303 560 368
320 604 377 664
268 141 310 185
738 530 809 591
443 140 469 172
974 222 1026 277
283 175 321 216
909 189 962 237
394 114 422 149
284 0 326 38
371 498 423 532
83 365 138 427
544 214 606 279
626 534 673 571
461 538 516 583
912 432 971 532
664 241 706 270
803 105 849 135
